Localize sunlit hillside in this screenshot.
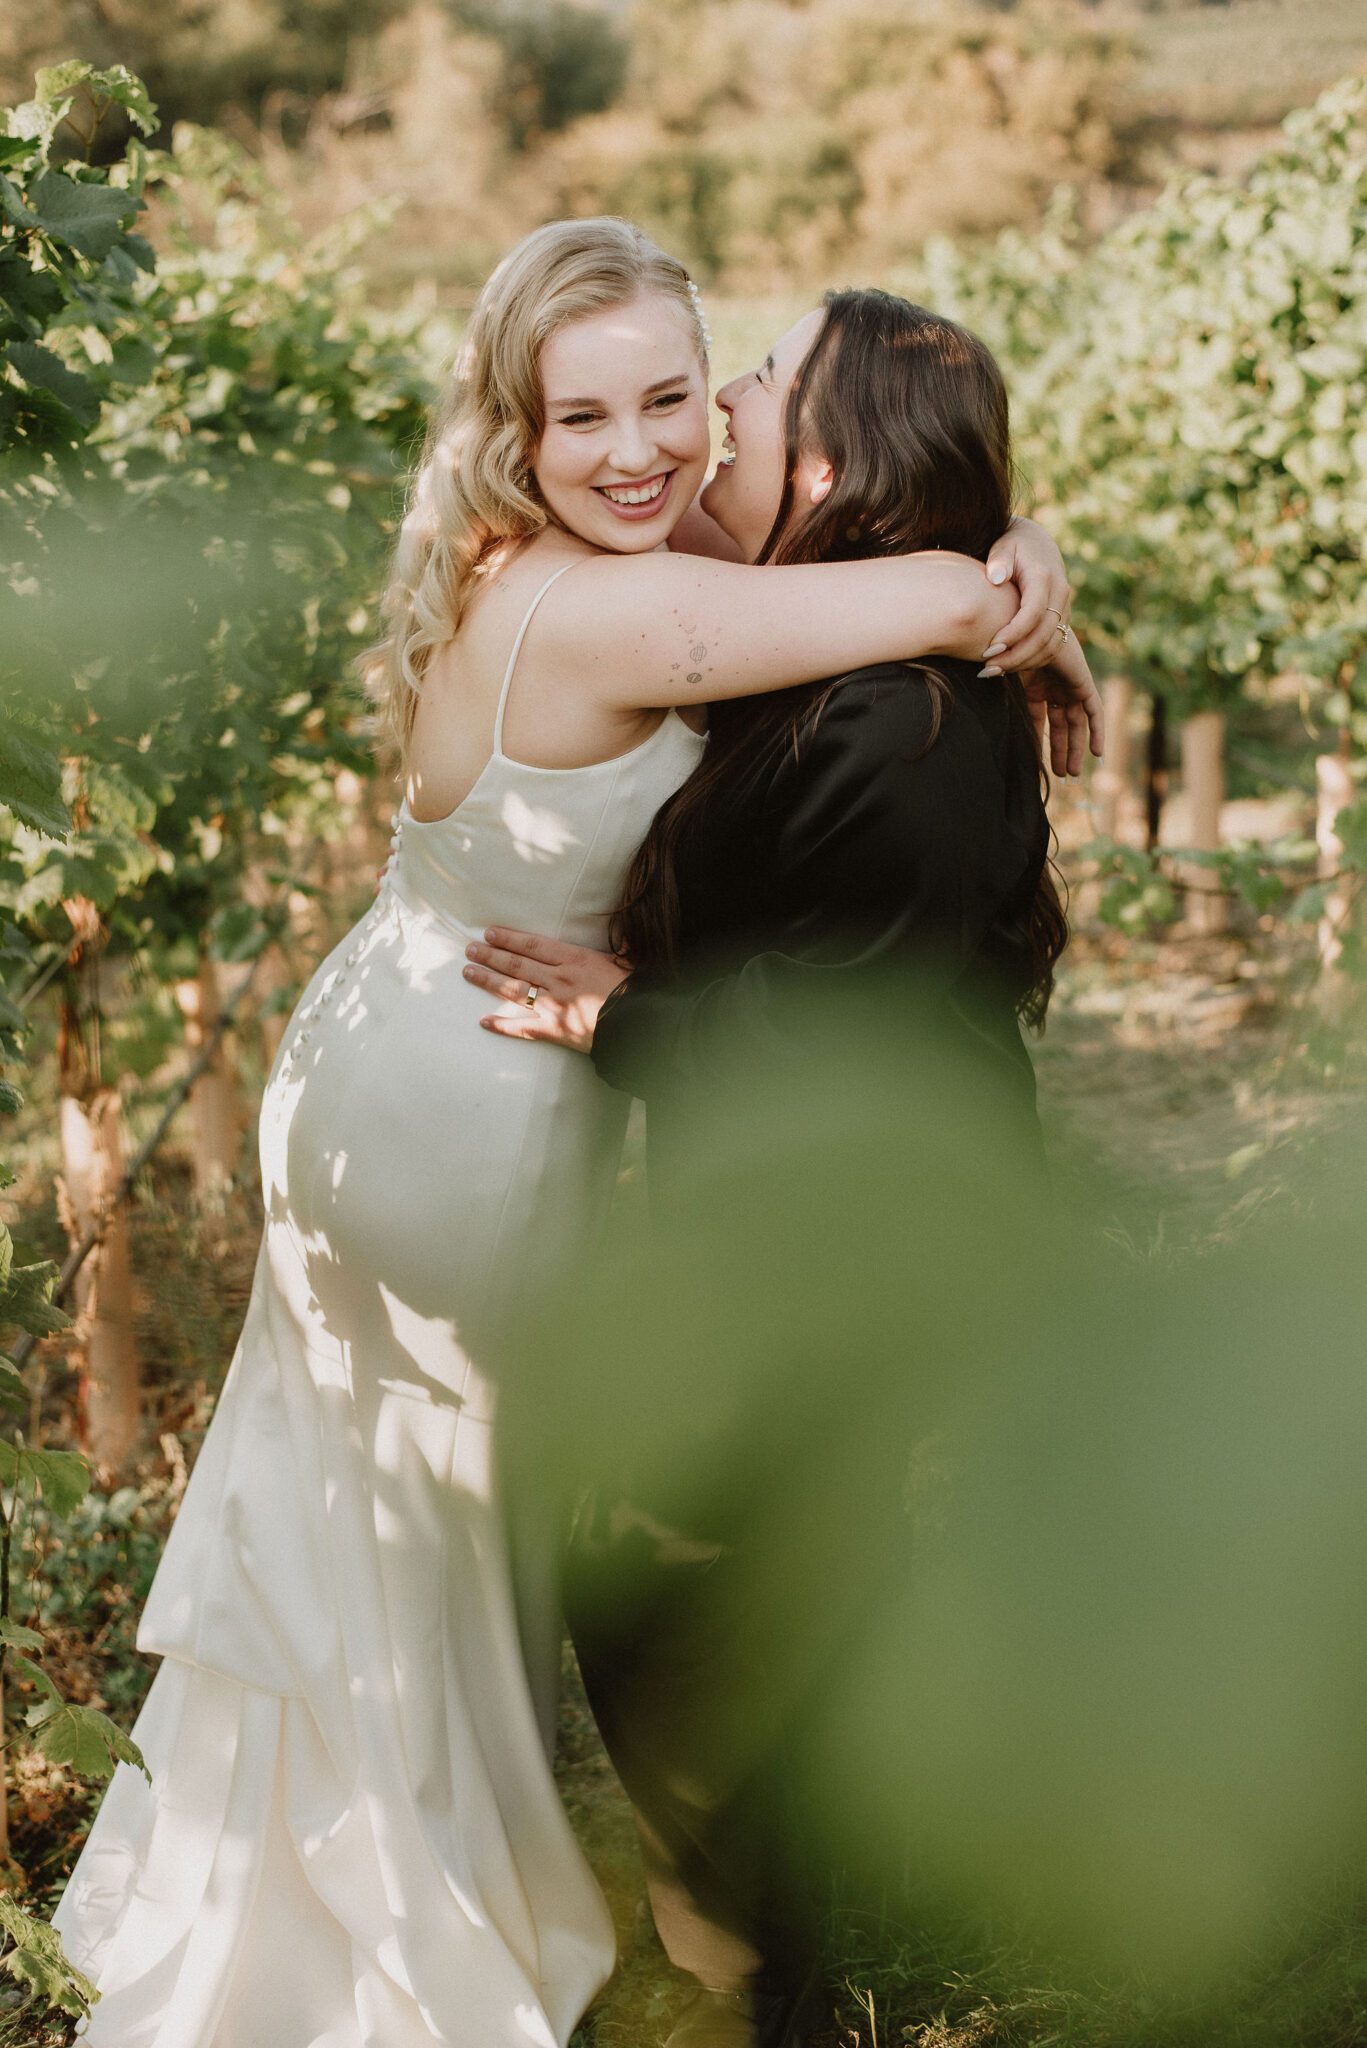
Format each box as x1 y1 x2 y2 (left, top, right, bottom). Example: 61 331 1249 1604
3 0 1364 294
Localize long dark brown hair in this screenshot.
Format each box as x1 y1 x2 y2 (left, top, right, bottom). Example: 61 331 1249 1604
614 288 1067 1029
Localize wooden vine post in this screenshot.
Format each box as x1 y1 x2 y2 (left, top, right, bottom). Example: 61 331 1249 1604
1180 709 1227 936
1145 694 1169 852
1316 729 1355 1014
59 1088 139 1477
56 900 140 1479
1092 675 1139 845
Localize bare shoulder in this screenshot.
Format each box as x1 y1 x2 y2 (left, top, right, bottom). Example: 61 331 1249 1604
433 540 588 683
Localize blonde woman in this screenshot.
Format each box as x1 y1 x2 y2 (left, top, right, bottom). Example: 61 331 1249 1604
53 219 1094 2048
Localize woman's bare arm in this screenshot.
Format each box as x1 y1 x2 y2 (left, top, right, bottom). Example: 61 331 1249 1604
541 550 1015 710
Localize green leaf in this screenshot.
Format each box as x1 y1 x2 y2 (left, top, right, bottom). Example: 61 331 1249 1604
0 1079 21 1115
0 172 36 232
108 334 158 388
27 1696 150 1782
0 138 34 169
1286 880 1332 926
0 1357 27 1407
0 1895 98 2018
0 1288 67 1340
0 1616 44 1654
32 61 98 114
8 1651 56 1701
0 1222 11 1289
40 63 160 140
1336 799 1367 873
4 376 86 447
0 1441 91 1515
0 251 65 337
27 168 138 262
0 725 70 839
5 338 102 429
209 901 270 963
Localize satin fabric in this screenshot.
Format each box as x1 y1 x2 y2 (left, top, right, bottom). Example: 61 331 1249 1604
54 564 707 2047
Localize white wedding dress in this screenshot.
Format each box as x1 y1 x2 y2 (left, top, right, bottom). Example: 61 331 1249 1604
54 563 706 2048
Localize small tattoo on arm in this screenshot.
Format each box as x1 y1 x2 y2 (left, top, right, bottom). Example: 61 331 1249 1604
689 643 706 661
686 672 702 685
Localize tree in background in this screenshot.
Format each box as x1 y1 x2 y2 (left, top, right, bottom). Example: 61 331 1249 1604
924 76 1367 944
1 0 409 138
450 0 630 151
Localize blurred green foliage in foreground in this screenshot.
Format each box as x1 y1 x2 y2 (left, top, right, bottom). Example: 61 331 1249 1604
506 991 1367 2031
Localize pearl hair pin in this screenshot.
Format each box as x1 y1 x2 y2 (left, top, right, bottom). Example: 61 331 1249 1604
686 277 713 355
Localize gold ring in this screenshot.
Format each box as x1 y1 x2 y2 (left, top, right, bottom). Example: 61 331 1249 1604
1052 620 1069 641
523 984 540 1008
1046 605 1065 622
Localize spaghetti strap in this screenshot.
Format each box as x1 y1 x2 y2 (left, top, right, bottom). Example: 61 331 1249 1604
494 561 579 755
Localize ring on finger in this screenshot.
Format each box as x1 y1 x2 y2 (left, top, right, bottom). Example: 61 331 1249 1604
1045 605 1065 622
523 984 540 1008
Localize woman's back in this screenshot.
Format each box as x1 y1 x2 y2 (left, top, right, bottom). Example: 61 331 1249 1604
682 660 1047 1005
406 542 694 821
591 659 1052 1187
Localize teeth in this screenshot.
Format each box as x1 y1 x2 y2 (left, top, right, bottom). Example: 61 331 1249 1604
601 475 667 506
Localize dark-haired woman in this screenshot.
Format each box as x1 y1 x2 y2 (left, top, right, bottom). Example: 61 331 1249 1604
464 294 1072 1109
462 291 1083 2048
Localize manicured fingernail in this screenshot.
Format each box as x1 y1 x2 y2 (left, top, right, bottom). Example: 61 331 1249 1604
988 565 1008 584
977 664 1002 679
982 642 1006 659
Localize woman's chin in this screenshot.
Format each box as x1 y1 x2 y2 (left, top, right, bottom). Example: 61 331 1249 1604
700 466 741 539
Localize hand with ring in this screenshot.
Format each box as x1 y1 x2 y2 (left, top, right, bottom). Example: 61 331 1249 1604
981 514 1074 673
463 929 629 1051
1018 625 1104 777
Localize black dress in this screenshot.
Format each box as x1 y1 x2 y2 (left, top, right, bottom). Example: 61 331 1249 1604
568 659 1055 2037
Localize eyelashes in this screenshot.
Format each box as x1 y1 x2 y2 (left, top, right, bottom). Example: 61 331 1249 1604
553 392 691 429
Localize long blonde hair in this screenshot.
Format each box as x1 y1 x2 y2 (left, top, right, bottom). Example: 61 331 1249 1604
364 217 708 760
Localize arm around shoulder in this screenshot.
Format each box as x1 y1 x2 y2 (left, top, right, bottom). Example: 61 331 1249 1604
541 550 1016 712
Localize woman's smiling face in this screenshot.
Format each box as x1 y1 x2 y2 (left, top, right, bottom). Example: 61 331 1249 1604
701 308 828 562
533 290 711 552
